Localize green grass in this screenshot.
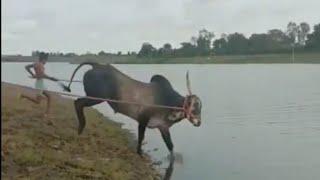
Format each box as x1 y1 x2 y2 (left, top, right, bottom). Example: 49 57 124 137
14 147 43 166
1 83 160 179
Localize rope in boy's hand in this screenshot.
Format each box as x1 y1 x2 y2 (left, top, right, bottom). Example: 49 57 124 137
28 76 81 83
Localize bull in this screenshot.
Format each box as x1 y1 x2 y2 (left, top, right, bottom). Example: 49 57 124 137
66 62 202 157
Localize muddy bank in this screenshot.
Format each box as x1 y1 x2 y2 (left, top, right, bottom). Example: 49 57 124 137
1 82 160 179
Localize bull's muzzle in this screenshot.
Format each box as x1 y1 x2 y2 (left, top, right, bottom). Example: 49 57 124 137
191 118 201 127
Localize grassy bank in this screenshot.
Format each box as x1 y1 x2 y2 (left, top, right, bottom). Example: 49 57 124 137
1 82 159 179
2 52 320 64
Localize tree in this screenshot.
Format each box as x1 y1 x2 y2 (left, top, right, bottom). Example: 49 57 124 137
221 33 228 41
32 50 40 57
98 50 108 56
82 51 97 56
162 43 173 57
298 22 310 45
213 38 228 55
137 43 157 58
268 29 289 42
157 48 164 57
65 52 77 57
163 43 172 50
196 29 215 55
266 29 292 52
286 22 299 44
175 42 197 57
305 23 320 51
191 36 197 46
248 33 272 54
226 33 249 54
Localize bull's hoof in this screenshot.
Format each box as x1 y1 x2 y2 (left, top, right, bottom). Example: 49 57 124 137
137 149 143 157
78 128 84 135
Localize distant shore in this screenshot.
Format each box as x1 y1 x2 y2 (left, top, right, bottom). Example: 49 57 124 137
1 82 159 179
2 52 320 64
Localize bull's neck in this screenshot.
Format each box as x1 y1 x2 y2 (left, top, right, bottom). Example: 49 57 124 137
178 95 186 108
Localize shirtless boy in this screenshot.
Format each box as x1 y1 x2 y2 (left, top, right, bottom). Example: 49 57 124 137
20 52 58 117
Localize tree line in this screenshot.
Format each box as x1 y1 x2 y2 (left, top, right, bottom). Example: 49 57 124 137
31 50 132 57
137 22 320 58
32 21 320 58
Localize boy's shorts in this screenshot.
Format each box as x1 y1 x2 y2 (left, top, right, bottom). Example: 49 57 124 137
35 79 47 95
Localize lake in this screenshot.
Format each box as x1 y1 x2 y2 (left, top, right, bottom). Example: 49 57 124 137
2 62 320 180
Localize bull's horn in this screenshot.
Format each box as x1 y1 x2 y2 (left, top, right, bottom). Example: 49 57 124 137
186 71 192 95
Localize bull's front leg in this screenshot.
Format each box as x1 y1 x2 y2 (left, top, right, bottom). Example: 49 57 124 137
159 127 174 160
137 119 148 156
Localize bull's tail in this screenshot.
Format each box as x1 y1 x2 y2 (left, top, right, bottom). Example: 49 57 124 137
65 62 97 92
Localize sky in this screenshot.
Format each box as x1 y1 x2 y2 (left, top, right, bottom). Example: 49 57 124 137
2 0 320 55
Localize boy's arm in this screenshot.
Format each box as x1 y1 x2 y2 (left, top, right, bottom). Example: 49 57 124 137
25 64 59 82
25 64 35 77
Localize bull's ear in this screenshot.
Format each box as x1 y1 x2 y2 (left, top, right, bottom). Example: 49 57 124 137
186 71 192 95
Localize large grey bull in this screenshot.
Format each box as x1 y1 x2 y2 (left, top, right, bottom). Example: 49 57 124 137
66 62 202 156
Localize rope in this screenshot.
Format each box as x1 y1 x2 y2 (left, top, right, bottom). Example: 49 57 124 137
28 77 82 83
56 79 82 83
4 81 185 111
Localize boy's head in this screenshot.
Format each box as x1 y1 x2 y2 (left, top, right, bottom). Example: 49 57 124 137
38 52 49 63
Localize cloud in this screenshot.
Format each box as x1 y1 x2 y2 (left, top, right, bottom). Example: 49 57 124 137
2 19 37 42
10 19 38 32
2 32 20 41
88 32 100 40
2 0 320 55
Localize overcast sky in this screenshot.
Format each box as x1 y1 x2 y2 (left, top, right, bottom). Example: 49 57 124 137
2 0 320 55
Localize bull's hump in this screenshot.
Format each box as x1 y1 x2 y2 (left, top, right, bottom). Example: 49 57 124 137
150 75 173 89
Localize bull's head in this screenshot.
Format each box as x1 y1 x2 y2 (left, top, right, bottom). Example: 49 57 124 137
184 71 202 127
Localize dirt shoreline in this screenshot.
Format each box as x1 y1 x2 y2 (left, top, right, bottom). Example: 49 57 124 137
1 82 160 179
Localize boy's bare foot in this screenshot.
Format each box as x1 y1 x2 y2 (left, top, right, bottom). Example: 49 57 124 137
47 120 54 126
43 113 54 125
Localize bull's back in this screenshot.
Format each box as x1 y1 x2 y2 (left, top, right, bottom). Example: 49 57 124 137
83 64 156 120
113 71 157 119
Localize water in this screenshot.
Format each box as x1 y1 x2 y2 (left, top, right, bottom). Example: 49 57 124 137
2 62 320 180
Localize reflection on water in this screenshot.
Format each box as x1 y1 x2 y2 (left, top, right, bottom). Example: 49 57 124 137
163 157 174 180
153 152 183 180
2 62 320 180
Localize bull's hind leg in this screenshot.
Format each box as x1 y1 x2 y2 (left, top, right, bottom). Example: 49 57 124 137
74 98 102 134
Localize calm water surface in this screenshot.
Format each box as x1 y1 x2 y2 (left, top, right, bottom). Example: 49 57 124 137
2 62 320 180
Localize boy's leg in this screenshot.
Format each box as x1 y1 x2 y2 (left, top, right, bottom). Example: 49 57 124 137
42 91 51 116
20 92 43 104
42 91 54 125
35 79 51 117
21 79 45 104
